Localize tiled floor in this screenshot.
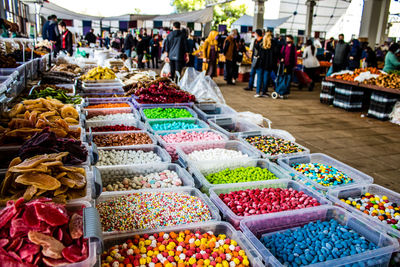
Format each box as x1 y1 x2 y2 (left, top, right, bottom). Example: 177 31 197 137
214 77 400 192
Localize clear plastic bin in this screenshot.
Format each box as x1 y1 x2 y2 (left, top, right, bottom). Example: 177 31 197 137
97 162 195 194
83 104 139 126
31 58 40 79
210 179 331 229
82 79 122 86
190 159 292 193
89 130 157 148
155 129 229 162
81 92 128 99
277 153 374 192
96 144 171 166
86 118 145 132
81 86 124 94
130 96 194 109
328 184 400 238
208 116 263 139
0 76 12 94
102 221 265 267
193 103 237 120
29 83 76 97
96 187 221 235
240 206 399 267
140 106 198 121
238 129 310 161
145 118 210 133
175 140 261 173
82 98 132 108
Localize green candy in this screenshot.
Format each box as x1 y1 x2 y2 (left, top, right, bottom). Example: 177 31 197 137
143 108 193 119
205 166 278 184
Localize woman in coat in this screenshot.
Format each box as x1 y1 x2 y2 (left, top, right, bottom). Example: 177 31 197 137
202 30 219 77
302 39 320 91
348 39 362 70
259 31 279 96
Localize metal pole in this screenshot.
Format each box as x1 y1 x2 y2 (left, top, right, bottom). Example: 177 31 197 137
305 0 316 38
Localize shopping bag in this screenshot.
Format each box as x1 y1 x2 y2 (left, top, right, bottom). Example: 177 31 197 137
326 65 333 77
295 69 312 85
161 63 171 77
275 74 291 95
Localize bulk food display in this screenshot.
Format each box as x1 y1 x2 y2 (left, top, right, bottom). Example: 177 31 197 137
0 46 398 267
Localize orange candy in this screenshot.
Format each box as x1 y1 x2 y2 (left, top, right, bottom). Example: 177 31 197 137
86 103 130 109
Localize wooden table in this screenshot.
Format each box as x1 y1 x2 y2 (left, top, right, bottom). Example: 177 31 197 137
325 77 400 96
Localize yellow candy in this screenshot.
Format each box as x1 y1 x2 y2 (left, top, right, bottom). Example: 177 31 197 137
204 259 211 266
379 210 385 214
233 258 240 265
174 256 180 262
144 239 151 246
140 247 147 254
243 258 250 266
373 205 379 209
230 240 238 246
370 197 375 202
139 258 146 265
138 241 144 248
345 200 351 204
223 244 229 250
168 251 175 257
146 257 151 264
239 250 246 256
352 201 357 206
365 193 371 197
159 245 165 251
195 240 201 246
216 264 223 267
340 199 346 202
189 258 196 265
147 251 153 257
382 196 388 200
165 263 173 267
169 242 176 248
106 256 113 263
222 260 229 267
177 237 184 243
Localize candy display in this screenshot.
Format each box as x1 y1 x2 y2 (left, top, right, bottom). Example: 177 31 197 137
81 66 116 81
340 193 400 230
92 132 153 147
0 198 88 266
219 187 320 217
0 152 86 204
86 103 130 109
292 163 353 187
28 86 82 104
205 167 278 185
101 229 251 267
97 149 162 166
143 107 194 119
244 136 305 157
149 120 204 131
86 113 136 122
97 192 212 232
160 130 224 144
188 148 250 162
91 124 141 132
101 169 182 191
260 219 378 266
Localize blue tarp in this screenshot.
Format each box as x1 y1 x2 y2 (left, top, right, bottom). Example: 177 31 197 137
232 15 291 29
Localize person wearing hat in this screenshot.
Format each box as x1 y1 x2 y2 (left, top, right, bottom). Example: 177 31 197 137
383 43 400 73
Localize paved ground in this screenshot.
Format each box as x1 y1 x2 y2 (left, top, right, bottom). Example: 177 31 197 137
214 76 400 193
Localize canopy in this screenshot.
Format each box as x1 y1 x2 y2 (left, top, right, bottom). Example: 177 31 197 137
153 7 214 24
232 14 290 29
278 0 351 34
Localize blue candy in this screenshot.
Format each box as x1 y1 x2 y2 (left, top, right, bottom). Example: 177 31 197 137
150 121 202 131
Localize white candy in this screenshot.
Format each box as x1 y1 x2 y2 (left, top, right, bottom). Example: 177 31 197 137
87 113 136 123
187 148 249 162
97 149 162 166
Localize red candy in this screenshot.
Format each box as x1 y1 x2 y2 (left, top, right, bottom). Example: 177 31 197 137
219 187 320 216
91 125 141 132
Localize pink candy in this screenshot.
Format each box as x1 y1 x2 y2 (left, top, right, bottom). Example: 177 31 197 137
219 187 320 217
161 131 224 144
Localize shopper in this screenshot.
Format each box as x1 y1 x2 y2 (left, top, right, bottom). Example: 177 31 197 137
302 39 320 91
104 32 111 49
326 37 335 61
85 29 97 45
332 34 349 73
233 38 247 84
259 31 279 97
362 45 377 68
223 29 239 85
243 29 263 91
186 33 196 67
164 21 189 80
123 31 136 58
136 35 148 69
202 30 219 77
58 21 73 56
150 35 161 69
42 16 52 40
383 43 400 73
280 35 297 89
348 39 362 70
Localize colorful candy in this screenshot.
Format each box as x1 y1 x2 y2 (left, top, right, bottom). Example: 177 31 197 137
205 167 279 185
92 132 153 147
143 108 193 119
341 193 400 230
101 230 250 267
219 187 320 216
87 113 136 122
292 163 353 187
244 136 304 156
97 192 212 232
261 219 378 266
91 125 141 132
149 120 203 131
188 148 249 162
86 103 130 109
97 149 162 166
160 131 224 144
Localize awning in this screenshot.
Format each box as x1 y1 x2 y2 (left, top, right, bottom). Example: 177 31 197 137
153 7 213 24
232 14 290 29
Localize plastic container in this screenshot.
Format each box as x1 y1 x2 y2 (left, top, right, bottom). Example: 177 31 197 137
86 118 146 132
82 97 132 108
210 179 330 229
130 95 194 109
140 106 198 121
82 79 122 85
191 159 292 193
96 144 171 166
208 116 263 139
238 129 310 161
29 83 76 96
277 153 374 192
96 187 221 235
31 58 40 79
240 206 399 267
328 184 400 238
88 130 157 148
155 128 229 162
145 118 210 133
102 221 265 267
193 103 237 120
175 140 261 173
82 104 139 127
81 85 124 94
97 162 195 194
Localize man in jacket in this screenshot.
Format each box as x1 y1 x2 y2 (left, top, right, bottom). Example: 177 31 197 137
123 31 136 57
85 29 97 45
47 15 60 56
42 16 52 40
164 22 189 80
223 29 239 85
244 29 263 90
136 35 148 69
58 21 73 56
332 34 350 72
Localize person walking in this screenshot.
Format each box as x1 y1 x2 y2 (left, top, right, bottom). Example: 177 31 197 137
279 35 297 92
259 31 279 97
123 31 136 58
150 35 161 68
202 30 219 77
136 35 148 69
47 15 60 56
186 32 196 67
326 37 335 61
58 21 73 56
42 16 52 40
348 39 362 70
383 43 400 73
223 29 239 85
233 38 246 84
85 29 97 45
332 34 350 72
244 29 263 91
302 39 320 91
164 22 189 80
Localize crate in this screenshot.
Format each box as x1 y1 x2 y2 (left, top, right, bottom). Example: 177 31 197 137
102 221 265 266
367 92 398 121
240 206 399 267
208 117 263 139
190 159 291 193
145 118 209 133
277 153 374 193
140 106 198 121
333 85 364 111
320 81 335 105
193 103 237 121
209 179 331 229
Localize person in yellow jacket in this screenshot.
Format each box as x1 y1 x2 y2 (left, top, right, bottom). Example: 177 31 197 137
202 30 219 77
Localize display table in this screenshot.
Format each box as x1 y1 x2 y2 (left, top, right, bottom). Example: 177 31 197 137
326 76 400 95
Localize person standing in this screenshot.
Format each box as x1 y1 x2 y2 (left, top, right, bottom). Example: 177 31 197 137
362 46 377 68
332 34 350 72
233 38 246 84
104 32 111 49
47 15 60 56
259 31 279 97
383 43 400 73
42 16 52 40
202 30 219 77
123 31 135 57
85 29 97 45
302 39 320 91
150 35 161 68
348 39 362 70
164 21 189 80
244 29 263 91
223 29 239 85
186 32 196 67
279 35 297 92
326 37 335 61
136 35 148 69
58 21 73 56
